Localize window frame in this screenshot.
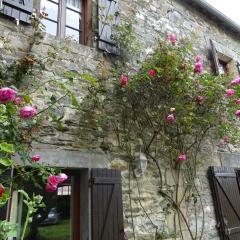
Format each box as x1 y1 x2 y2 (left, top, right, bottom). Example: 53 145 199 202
40 0 90 45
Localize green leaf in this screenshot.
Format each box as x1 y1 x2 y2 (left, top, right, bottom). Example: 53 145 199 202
0 158 12 167
80 73 98 88
23 95 32 103
71 94 80 109
0 143 15 154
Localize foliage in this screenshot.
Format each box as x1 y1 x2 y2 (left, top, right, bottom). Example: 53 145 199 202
0 220 17 240
84 38 240 239
18 190 45 240
0 10 78 239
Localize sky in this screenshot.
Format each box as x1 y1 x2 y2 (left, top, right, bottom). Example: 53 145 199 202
204 0 240 26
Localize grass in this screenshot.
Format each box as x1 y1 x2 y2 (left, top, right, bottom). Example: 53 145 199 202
38 219 70 240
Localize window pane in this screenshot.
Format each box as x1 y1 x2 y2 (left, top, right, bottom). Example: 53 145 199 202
41 0 58 21
66 9 81 29
66 27 80 42
67 0 81 10
42 19 57 36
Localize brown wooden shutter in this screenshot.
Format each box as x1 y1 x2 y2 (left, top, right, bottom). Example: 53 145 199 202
0 0 33 23
209 166 240 240
91 168 124 240
236 61 240 75
98 0 119 54
210 39 221 75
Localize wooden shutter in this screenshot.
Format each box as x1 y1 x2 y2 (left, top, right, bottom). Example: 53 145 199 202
210 39 221 75
0 0 33 23
209 166 240 240
237 61 240 75
91 168 124 240
98 0 119 54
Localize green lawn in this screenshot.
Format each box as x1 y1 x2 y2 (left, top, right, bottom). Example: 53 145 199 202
38 219 70 240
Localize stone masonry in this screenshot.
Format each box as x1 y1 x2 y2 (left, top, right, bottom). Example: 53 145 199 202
0 0 240 239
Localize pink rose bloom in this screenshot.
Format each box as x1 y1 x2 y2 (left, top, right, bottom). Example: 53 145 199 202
121 75 128 87
166 114 175 124
149 69 156 77
234 110 240 117
45 183 58 192
0 184 4 198
0 87 16 103
56 173 68 183
225 89 235 97
230 77 240 86
19 106 37 119
194 62 204 74
195 55 202 62
31 155 41 162
14 96 23 105
196 95 205 104
178 154 187 161
48 175 58 186
236 99 240 105
223 136 230 143
167 34 177 44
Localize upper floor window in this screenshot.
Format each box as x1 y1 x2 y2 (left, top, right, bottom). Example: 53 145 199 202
41 0 82 43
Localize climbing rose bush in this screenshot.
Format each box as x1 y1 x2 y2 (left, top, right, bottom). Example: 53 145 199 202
92 36 240 170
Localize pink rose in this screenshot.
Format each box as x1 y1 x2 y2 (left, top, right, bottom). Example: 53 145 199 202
0 184 4 198
31 155 41 162
178 154 186 161
194 62 204 74
48 175 58 186
167 34 177 44
195 55 202 62
14 96 24 105
236 99 240 105
19 106 37 119
121 75 128 87
45 183 58 192
56 173 68 183
223 136 230 143
149 69 156 77
234 110 240 117
0 87 16 103
230 77 240 86
166 114 175 124
225 89 235 97
196 95 205 104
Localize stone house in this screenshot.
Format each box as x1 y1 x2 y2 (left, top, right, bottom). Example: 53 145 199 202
0 0 240 239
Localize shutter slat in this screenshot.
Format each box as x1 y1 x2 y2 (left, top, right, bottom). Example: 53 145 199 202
1 0 33 23
210 39 220 75
91 168 124 240
209 166 240 239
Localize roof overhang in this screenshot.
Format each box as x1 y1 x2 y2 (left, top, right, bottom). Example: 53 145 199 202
183 0 240 34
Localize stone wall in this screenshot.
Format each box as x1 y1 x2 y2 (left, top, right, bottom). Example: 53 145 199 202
1 0 240 239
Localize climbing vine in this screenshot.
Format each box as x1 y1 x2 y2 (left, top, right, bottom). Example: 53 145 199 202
81 34 240 239
0 10 79 239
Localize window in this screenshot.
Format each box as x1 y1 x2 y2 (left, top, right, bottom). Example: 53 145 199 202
41 0 82 43
210 39 239 77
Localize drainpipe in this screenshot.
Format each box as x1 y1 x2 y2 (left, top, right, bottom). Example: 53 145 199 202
0 0 3 10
